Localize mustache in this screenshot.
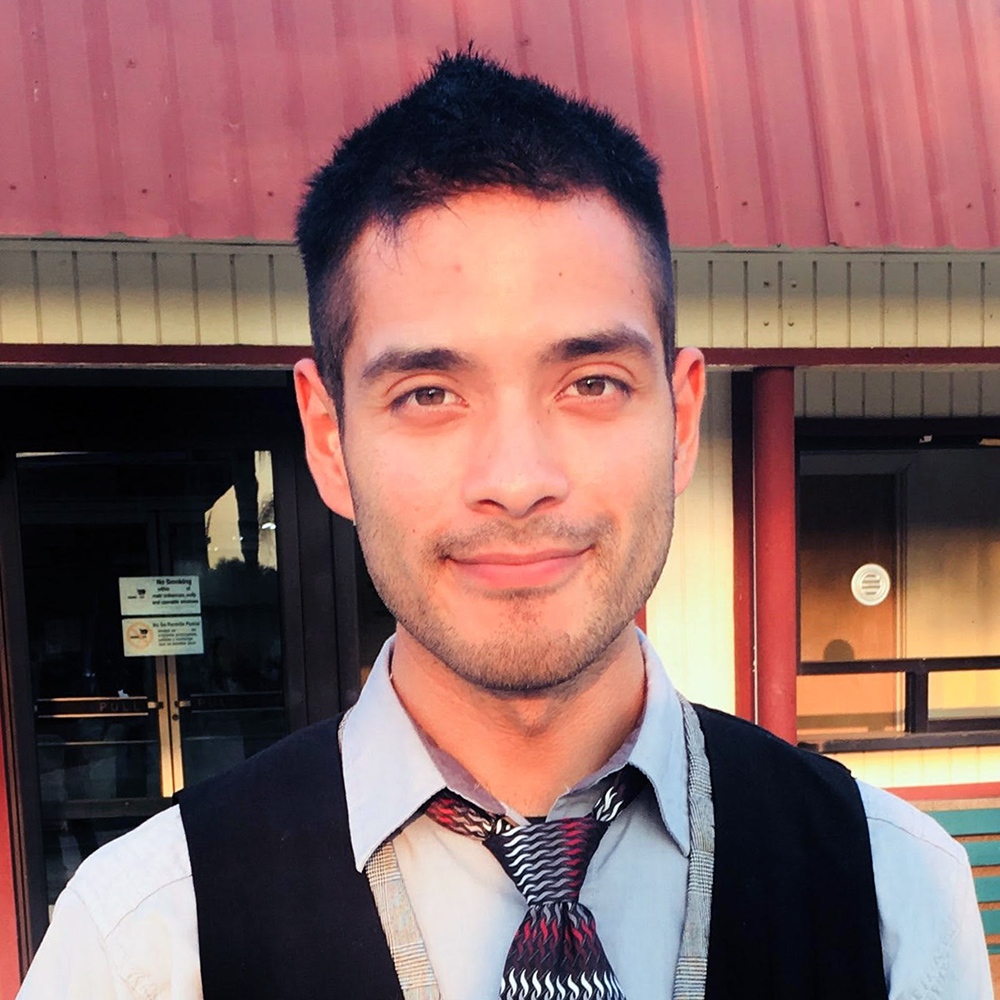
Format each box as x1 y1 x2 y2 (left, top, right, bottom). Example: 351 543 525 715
432 513 614 561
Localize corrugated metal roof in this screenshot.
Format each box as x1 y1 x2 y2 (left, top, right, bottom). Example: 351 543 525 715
1 0 998 248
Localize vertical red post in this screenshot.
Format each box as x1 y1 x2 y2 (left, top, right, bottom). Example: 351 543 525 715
731 373 756 722
752 368 798 743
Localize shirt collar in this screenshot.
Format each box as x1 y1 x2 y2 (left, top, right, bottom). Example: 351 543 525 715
341 629 690 871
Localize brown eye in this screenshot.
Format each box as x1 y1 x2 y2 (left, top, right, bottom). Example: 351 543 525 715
575 377 610 397
413 387 447 405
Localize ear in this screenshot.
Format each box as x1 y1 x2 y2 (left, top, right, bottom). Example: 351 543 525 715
293 358 356 521
671 347 706 496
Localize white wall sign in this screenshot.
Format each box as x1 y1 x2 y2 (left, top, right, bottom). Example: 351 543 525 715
851 563 891 607
122 616 204 657
118 576 200 616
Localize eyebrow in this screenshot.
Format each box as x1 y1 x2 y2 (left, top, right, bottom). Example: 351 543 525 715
358 325 656 385
539 326 657 364
359 346 475 384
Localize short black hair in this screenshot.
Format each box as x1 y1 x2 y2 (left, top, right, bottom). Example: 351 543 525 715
296 50 674 418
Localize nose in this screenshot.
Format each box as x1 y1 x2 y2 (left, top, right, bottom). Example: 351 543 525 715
462 395 570 518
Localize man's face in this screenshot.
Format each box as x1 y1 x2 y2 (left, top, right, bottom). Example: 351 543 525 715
297 190 704 694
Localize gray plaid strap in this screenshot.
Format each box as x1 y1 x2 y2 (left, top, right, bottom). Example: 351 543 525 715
672 696 715 1000
343 701 716 1000
365 838 441 1000
339 712 441 1000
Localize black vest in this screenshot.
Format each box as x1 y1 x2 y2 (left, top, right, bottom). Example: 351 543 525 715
178 705 888 1000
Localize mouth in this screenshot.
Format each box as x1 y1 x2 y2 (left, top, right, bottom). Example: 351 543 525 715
447 547 591 589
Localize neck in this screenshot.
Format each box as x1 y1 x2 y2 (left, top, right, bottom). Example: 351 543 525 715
389 625 646 817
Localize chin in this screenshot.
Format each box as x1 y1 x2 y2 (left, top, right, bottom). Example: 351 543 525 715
400 606 636 697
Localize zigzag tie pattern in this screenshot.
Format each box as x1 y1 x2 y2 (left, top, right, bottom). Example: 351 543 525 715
425 768 644 1000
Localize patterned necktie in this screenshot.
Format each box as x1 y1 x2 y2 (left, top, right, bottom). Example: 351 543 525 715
424 767 644 1000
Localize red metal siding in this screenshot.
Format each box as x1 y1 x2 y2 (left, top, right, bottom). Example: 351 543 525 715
1 0 998 247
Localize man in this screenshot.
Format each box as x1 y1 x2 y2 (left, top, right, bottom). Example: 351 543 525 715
19 52 992 1000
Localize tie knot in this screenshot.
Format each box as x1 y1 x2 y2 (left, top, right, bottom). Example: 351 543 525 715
484 816 606 905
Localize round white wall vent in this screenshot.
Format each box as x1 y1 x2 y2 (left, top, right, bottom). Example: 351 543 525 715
851 563 891 606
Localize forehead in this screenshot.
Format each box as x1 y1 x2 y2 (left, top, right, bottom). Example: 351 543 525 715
344 190 661 372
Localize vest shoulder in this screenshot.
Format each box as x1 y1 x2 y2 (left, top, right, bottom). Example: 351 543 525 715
691 703 854 784
178 715 344 812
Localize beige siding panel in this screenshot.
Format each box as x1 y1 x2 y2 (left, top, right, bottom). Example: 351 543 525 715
950 260 983 347
916 259 949 347
834 370 864 417
195 253 236 346
951 371 981 416
848 257 881 347
883 259 917 348
675 253 710 349
709 257 746 347
36 250 79 344
815 257 849 347
981 370 1000 415
948 747 982 786
921 371 952 416
802 369 834 417
7 243 999 357
860 747 1000 788
892 370 924 416
794 369 806 415
0 248 39 343
781 256 815 348
647 371 734 713
862 371 893 417
979 747 1000 785
746 256 780 347
272 253 310 346
234 253 274 346
155 252 197 345
830 751 896 788
809 368 1000 418
76 252 118 344
116 252 158 345
985 257 1000 346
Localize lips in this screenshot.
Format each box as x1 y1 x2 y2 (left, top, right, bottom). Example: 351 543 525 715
448 547 590 588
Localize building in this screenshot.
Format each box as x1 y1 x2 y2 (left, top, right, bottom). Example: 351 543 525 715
1 0 999 990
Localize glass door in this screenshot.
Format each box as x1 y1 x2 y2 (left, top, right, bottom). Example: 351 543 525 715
17 448 288 906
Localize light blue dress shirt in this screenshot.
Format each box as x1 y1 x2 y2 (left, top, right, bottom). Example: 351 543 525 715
343 633 994 1000
17 631 995 999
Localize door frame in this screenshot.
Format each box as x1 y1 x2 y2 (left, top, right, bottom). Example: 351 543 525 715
0 367 361 967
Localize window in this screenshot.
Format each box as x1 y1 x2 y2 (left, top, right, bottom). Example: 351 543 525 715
798 431 1000 752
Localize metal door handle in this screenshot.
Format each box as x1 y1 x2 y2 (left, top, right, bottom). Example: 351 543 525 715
174 699 191 709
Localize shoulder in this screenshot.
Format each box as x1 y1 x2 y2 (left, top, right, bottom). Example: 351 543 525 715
32 805 201 1000
858 781 975 921
858 782 970 869
857 784 993 997
67 805 194 941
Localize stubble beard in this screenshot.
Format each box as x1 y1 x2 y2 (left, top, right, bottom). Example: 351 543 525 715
351 475 675 697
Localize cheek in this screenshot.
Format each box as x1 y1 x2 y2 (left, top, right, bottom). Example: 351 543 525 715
571 420 672 502
351 439 460 539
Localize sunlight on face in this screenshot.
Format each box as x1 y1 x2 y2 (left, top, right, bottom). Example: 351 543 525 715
339 191 677 693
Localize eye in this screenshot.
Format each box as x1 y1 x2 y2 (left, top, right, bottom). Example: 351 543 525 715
391 385 461 410
564 375 631 399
